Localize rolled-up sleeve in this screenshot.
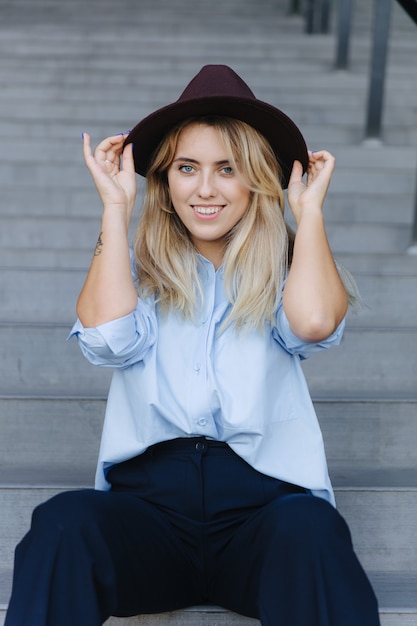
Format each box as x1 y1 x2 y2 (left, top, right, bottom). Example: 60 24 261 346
68 303 157 368
272 301 345 360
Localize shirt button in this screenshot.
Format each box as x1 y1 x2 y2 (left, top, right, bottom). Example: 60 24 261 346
194 363 201 373
198 418 208 427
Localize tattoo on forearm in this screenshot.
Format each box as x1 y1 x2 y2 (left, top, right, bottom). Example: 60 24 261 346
94 232 103 256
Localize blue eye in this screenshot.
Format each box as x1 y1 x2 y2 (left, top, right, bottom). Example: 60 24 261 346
221 166 233 175
179 164 194 173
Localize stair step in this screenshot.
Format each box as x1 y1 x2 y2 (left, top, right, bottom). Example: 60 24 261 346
301 327 417 396
0 397 104 481
335 488 417 572
0 0 304 32
2 107 415 156
1 324 416 396
105 570 417 624
1 248 417 274
0 187 415 227
105 608 259 625
0 145 415 229
334 252 417 275
1 398 416 479
0 215 412 254
0 247 91 269
0 71 375 109
318 399 417 473
1 484 416 573
323 192 414 226
0 324 113 396
348 274 417 327
1 570 416 626
1 268 417 325
1 0 416 625
1 146 415 188
1 607 417 626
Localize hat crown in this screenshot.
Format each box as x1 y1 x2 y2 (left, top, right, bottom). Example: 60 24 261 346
177 65 256 102
126 64 308 186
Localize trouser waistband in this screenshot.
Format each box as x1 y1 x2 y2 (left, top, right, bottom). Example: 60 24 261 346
147 436 229 454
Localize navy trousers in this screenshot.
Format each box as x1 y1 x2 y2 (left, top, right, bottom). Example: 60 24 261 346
5 437 380 626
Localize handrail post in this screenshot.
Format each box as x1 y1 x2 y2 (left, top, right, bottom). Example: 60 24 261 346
319 0 331 33
288 0 301 15
304 0 332 34
305 0 317 33
335 0 354 69
407 162 417 252
364 0 392 140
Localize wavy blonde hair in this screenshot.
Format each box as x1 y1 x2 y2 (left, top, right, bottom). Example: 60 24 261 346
133 116 295 330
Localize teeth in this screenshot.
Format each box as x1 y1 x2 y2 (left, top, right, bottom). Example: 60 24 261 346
194 206 221 215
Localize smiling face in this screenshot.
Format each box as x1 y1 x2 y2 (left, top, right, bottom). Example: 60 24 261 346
167 122 251 268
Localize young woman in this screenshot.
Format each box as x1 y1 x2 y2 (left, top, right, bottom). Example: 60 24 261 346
5 65 380 626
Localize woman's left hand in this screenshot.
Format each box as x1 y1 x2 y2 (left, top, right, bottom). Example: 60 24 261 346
283 148 348 342
287 150 335 225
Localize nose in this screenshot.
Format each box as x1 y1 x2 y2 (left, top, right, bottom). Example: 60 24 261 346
197 172 217 198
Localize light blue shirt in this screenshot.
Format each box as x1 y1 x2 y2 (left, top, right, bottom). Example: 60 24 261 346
70 255 345 506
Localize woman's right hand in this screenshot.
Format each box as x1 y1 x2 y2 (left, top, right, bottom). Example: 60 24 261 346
76 133 139 328
82 132 137 227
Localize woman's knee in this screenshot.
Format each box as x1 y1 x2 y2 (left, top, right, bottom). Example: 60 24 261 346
269 494 352 546
31 489 101 536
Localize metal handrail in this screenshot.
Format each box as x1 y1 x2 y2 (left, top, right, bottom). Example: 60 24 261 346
304 0 332 34
335 0 354 69
393 0 417 248
410 167 417 250
287 0 301 15
364 0 392 140
297 0 417 249
334 0 393 138
333 0 417 250
395 0 417 24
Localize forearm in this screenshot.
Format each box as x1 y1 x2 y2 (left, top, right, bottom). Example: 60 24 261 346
76 208 138 328
77 133 138 328
282 207 348 342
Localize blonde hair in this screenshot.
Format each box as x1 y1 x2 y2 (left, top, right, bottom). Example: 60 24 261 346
133 116 291 331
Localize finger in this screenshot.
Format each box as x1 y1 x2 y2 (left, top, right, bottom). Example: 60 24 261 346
288 159 304 187
121 142 135 174
308 149 335 168
82 132 101 176
94 133 128 164
82 133 117 184
96 133 127 152
82 132 92 162
308 149 332 158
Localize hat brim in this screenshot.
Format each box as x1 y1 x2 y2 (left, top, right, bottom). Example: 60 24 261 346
124 96 308 189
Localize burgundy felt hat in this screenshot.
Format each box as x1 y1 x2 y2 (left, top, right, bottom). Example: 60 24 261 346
124 64 308 188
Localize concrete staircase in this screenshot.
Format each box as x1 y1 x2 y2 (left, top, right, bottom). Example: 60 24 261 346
1 0 417 624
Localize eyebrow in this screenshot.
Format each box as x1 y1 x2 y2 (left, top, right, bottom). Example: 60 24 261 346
173 157 231 166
